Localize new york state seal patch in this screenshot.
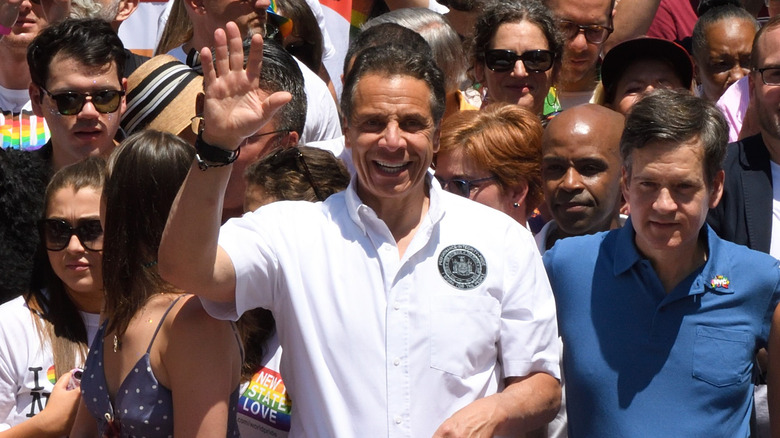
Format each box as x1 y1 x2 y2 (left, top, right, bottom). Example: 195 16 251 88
437 244 487 290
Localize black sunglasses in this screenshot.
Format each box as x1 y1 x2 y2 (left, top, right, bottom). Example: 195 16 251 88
38 218 104 252
40 88 124 115
484 49 555 73
435 175 498 198
557 20 613 44
268 147 325 201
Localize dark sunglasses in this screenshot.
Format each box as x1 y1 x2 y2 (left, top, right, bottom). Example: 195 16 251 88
38 218 104 252
435 175 498 198
557 20 613 44
40 88 124 115
484 49 555 73
268 147 325 201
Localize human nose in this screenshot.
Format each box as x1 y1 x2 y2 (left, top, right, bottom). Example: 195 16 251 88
511 59 529 77
78 98 100 117
65 233 86 253
380 121 403 149
653 187 676 213
729 65 749 83
568 30 589 52
560 167 584 191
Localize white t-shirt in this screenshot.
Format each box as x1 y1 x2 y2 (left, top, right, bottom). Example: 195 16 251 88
205 175 560 437
0 296 99 430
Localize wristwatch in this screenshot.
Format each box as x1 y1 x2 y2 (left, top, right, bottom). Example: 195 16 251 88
195 134 240 170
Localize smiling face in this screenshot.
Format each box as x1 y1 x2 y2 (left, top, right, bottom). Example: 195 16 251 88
345 74 439 211
695 18 755 102
609 58 685 115
623 138 723 262
45 186 103 313
475 20 553 115
30 54 125 171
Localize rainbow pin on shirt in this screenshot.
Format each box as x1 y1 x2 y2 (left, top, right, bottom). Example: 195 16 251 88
710 275 730 289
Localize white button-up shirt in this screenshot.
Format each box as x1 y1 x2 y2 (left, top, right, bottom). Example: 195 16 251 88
206 176 560 437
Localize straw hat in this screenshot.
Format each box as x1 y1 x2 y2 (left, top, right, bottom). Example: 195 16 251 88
120 54 203 137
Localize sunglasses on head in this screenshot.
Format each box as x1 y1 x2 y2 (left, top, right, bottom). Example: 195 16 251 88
557 20 613 44
268 147 325 201
435 175 498 198
484 49 555 73
40 88 124 115
38 218 104 252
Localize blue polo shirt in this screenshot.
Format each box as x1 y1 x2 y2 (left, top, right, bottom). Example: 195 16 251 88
544 220 780 437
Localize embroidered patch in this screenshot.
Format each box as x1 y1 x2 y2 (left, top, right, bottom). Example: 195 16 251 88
438 244 487 290
710 275 730 289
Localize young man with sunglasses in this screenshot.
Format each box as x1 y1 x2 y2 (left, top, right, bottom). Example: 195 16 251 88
0 18 123 304
543 0 614 110
27 17 125 172
160 23 561 437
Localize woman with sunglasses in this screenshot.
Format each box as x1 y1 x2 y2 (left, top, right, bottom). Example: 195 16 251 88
434 103 544 227
0 156 105 435
471 0 563 117
71 130 243 437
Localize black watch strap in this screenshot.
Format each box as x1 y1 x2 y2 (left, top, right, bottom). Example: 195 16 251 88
195 134 240 170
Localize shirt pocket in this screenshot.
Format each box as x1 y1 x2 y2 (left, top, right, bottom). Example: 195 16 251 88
692 325 752 387
430 294 500 378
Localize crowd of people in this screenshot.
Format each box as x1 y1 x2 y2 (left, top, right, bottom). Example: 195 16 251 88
1 0 780 436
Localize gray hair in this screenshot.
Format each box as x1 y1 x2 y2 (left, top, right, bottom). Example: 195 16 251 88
621 89 727 186
341 43 446 127
365 8 466 92
69 0 120 22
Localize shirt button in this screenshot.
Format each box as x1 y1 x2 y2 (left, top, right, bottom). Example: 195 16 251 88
393 357 400 366
394 415 402 424
393 301 400 310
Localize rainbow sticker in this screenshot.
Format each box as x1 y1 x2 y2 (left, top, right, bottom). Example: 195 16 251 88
47 365 57 385
710 275 730 289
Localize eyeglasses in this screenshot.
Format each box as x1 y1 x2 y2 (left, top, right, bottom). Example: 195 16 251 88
268 147 325 201
484 49 555 73
755 67 780 86
435 175 498 198
558 20 613 44
38 218 104 252
40 88 124 115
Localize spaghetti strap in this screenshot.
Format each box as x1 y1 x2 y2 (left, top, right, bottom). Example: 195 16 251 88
146 294 189 354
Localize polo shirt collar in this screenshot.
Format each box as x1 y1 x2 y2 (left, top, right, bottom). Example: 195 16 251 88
612 218 736 296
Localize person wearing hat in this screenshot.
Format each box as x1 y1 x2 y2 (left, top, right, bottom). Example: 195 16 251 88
598 36 694 114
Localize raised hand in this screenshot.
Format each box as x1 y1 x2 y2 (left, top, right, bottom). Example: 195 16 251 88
200 21 292 150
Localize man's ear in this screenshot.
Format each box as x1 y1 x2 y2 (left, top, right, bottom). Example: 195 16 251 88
114 0 139 23
29 83 44 117
120 77 128 115
282 130 299 147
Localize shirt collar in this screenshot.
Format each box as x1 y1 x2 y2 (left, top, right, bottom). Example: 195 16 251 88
345 171 443 235
612 218 735 296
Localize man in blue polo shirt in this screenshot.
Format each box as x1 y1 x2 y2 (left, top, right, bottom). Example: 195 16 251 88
544 89 780 437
